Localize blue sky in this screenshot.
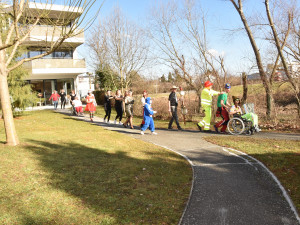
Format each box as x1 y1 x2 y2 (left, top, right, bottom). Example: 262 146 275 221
76 0 291 76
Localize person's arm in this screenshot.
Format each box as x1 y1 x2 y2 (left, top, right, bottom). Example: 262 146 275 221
145 104 154 115
115 95 123 101
210 89 220 96
168 93 172 112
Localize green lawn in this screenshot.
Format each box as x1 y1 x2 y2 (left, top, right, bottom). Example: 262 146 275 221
203 136 300 213
0 110 192 224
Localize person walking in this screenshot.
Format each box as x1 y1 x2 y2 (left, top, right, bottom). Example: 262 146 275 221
69 90 77 115
49 90 60 110
214 83 231 133
141 97 157 135
104 90 113 123
114 90 124 125
140 90 148 127
123 90 135 129
168 86 182 130
197 81 222 132
85 90 96 122
59 89 67 109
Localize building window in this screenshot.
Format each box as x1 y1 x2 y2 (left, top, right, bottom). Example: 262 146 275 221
23 50 73 59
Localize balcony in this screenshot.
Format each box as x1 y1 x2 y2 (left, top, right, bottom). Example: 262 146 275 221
24 58 86 79
22 26 84 48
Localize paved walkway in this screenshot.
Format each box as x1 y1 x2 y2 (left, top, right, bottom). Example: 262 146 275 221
59 110 300 225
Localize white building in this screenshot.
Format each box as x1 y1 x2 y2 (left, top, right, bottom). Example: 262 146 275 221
14 3 87 103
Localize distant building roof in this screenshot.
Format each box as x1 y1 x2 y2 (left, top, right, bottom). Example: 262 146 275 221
247 73 260 80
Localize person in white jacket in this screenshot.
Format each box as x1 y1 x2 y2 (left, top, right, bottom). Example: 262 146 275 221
72 96 83 115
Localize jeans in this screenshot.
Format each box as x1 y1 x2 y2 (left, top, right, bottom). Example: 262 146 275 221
169 106 181 129
53 101 58 109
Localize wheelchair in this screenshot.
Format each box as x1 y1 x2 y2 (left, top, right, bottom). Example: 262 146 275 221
70 104 78 116
227 103 261 135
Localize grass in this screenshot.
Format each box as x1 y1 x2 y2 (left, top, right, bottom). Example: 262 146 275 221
203 136 300 213
0 110 192 224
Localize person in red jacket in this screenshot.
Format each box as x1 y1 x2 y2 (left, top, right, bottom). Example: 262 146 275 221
49 90 60 110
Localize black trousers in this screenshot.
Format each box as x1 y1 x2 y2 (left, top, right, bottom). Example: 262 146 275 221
168 106 181 129
104 106 111 122
115 106 123 121
61 99 66 109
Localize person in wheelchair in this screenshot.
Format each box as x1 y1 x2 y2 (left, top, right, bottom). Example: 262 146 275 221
72 96 83 116
229 96 260 134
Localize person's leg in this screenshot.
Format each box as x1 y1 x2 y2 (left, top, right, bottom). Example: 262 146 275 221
104 108 108 120
123 117 129 126
220 110 229 132
203 107 211 130
174 106 181 129
115 107 120 121
141 116 150 131
79 106 83 113
107 107 111 122
215 108 227 131
63 100 66 109
119 107 123 122
129 116 133 128
198 106 211 130
61 100 63 109
168 106 175 129
149 117 155 132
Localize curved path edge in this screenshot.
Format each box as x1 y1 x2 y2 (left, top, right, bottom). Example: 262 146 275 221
57 110 300 225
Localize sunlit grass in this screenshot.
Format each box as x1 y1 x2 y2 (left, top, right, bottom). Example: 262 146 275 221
0 110 192 224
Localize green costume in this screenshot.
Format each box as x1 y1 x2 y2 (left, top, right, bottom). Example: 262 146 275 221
217 94 228 107
242 113 258 127
198 88 219 130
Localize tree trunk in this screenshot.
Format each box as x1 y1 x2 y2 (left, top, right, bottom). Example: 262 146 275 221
196 90 201 113
241 72 248 105
0 72 20 146
265 85 274 119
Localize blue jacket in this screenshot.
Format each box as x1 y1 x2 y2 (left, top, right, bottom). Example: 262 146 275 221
144 97 154 117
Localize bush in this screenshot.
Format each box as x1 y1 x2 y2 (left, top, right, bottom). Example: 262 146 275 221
93 90 106 105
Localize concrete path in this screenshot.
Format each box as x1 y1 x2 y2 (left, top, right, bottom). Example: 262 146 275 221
59 110 300 225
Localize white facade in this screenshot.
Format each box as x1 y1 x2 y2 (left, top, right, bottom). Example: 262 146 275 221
76 74 95 97
16 3 87 102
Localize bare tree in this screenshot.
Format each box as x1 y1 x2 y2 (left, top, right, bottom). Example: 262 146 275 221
0 0 103 146
87 6 150 92
149 0 227 111
229 0 275 119
265 0 300 117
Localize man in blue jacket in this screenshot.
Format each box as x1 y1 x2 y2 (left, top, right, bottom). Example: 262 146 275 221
141 97 157 135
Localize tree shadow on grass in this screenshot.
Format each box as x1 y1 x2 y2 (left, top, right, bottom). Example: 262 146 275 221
23 139 191 224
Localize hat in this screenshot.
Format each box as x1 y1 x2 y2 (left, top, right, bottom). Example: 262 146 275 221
204 81 213 88
232 96 240 102
225 83 231 89
170 85 178 90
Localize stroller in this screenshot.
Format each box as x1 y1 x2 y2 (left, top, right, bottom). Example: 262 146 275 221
227 103 261 135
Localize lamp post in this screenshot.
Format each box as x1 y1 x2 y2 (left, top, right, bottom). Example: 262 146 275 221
87 72 92 90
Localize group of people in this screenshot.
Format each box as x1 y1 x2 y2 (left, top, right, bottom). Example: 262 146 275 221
49 89 97 121
197 81 259 133
103 89 157 134
49 81 258 134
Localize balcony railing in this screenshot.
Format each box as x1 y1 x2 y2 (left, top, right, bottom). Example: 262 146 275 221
22 25 84 47
24 58 86 70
